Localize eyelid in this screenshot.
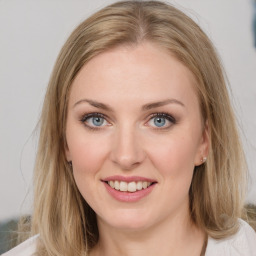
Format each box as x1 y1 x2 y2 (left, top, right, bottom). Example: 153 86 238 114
146 112 176 129
149 112 176 122
80 112 111 130
80 112 106 122
79 112 176 130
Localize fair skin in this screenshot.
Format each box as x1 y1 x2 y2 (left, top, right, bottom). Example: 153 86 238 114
65 42 209 256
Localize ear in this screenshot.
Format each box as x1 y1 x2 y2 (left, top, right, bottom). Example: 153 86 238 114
194 120 209 166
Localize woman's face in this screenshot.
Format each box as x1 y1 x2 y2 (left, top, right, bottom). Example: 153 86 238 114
65 42 208 231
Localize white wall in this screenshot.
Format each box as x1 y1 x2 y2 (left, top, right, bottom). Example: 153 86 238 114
0 0 255 221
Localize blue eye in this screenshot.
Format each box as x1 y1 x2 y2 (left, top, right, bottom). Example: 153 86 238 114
90 116 105 126
153 117 166 127
148 113 175 129
81 113 108 128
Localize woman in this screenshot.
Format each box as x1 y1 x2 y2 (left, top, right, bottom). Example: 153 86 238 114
4 1 256 255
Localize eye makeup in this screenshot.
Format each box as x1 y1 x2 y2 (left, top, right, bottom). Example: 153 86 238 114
79 111 177 132
146 112 177 130
80 112 110 130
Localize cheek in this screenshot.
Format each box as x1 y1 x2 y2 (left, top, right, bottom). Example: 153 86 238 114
68 133 110 204
66 127 110 176
146 134 197 179
142 134 198 215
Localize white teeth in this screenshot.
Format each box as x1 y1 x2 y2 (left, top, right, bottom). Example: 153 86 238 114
136 181 143 190
127 182 136 192
114 181 120 190
120 181 128 192
142 181 148 189
109 180 115 188
107 180 153 192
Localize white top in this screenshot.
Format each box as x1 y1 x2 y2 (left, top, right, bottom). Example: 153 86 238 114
2 220 256 256
205 219 256 256
1 235 38 256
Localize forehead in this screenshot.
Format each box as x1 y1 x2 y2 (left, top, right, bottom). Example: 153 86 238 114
69 42 199 109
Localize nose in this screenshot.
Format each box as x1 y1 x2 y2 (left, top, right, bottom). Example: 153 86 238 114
110 125 146 170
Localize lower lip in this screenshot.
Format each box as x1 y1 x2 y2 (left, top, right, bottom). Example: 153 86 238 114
103 182 156 202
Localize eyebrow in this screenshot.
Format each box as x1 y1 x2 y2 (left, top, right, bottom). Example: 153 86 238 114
73 98 185 111
141 99 185 111
73 99 113 111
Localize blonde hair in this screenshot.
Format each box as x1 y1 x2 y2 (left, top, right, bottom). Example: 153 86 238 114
31 1 248 255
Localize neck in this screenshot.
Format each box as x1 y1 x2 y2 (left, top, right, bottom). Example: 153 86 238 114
90 207 205 256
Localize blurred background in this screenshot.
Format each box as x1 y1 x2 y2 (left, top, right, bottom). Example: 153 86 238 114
0 0 256 253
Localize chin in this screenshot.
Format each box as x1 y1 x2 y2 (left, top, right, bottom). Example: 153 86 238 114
101 209 154 231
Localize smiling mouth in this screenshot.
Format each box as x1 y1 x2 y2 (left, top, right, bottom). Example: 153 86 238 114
105 180 155 193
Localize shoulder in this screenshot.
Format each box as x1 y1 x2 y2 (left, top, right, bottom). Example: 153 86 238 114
1 235 38 256
205 219 256 256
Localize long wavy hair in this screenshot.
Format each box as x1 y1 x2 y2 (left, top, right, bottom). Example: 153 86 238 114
30 1 248 255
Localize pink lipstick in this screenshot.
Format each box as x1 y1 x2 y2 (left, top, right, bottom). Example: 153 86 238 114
102 176 157 202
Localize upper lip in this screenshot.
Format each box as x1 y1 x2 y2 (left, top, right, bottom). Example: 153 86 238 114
102 175 157 183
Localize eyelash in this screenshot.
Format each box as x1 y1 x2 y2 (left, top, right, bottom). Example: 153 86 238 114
80 112 176 130
148 112 176 129
80 112 108 131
